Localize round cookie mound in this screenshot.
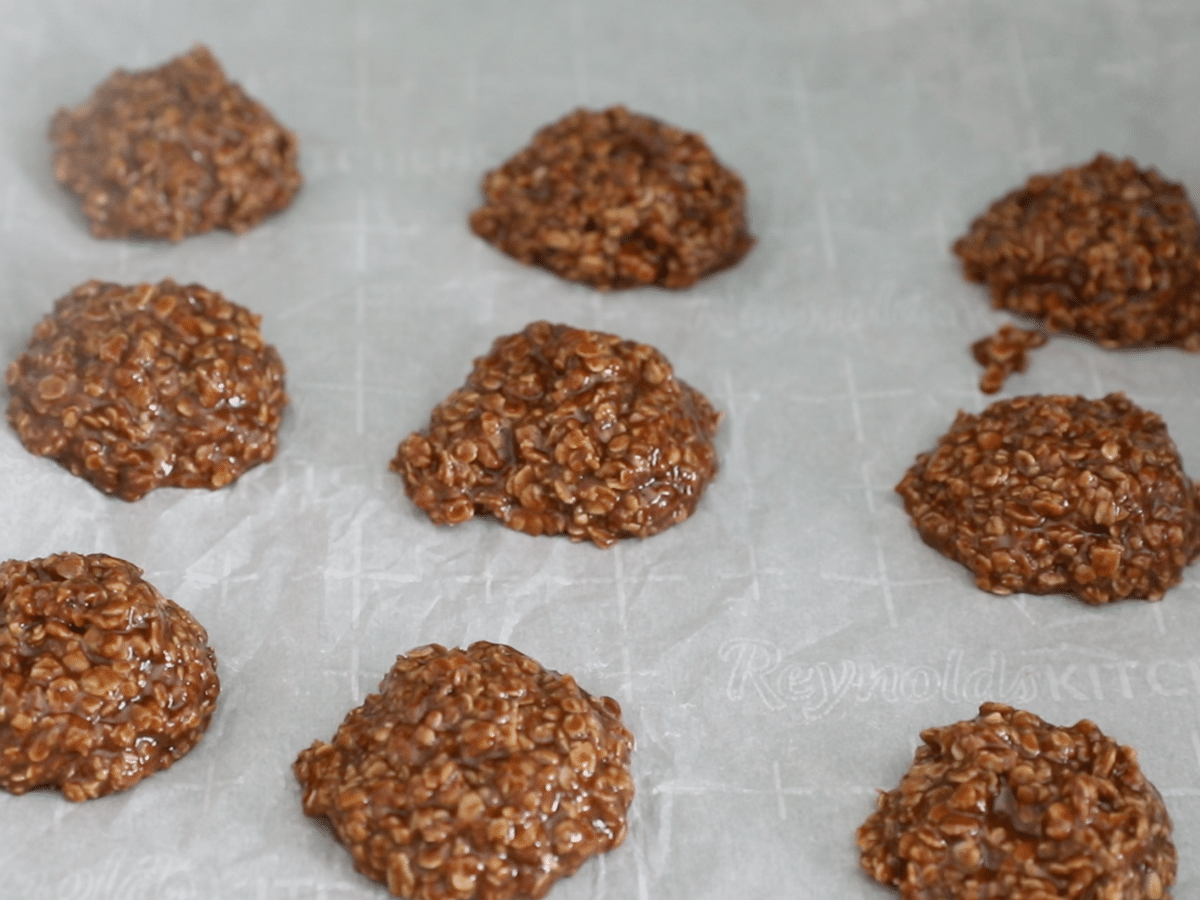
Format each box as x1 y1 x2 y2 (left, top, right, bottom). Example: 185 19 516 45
896 393 1200 604
50 44 301 241
293 641 635 900
858 703 1176 900
953 154 1200 350
7 278 288 501
391 320 721 547
0 553 219 801
469 105 754 290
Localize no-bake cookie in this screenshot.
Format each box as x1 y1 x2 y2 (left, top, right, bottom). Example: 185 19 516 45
294 641 635 900
0 552 219 801
7 278 288 501
391 321 721 547
469 105 754 290
896 393 1200 604
858 702 1176 900
954 154 1200 353
50 44 301 241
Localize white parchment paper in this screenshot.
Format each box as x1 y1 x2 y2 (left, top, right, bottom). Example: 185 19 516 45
2 1 1200 897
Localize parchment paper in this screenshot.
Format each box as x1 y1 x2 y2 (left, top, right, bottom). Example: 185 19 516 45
2 1 1200 897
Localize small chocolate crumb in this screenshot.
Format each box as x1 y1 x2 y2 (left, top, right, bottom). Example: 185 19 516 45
971 324 1047 393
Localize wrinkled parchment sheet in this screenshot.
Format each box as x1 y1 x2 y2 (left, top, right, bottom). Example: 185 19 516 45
2 1 1200 897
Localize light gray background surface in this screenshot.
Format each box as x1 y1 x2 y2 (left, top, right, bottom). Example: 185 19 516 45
2 1 1200 897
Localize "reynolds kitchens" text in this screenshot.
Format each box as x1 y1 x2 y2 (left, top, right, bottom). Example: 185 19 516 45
718 638 1200 720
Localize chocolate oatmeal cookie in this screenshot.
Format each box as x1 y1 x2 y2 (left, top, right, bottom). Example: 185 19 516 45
0 553 219 801
294 642 635 900
896 393 1200 604
858 703 1176 900
391 321 721 547
50 44 301 241
953 154 1200 351
469 106 754 289
7 278 288 501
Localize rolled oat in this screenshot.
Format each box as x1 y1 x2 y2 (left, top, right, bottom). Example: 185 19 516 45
858 702 1176 900
294 641 634 900
0 553 219 801
50 44 301 241
469 106 754 290
896 393 1200 604
6 278 288 501
391 321 721 547
953 154 1200 351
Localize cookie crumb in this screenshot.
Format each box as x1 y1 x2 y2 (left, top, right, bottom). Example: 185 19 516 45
971 324 1047 393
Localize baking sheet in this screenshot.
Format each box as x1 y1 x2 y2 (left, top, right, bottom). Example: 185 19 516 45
2 1 1200 897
